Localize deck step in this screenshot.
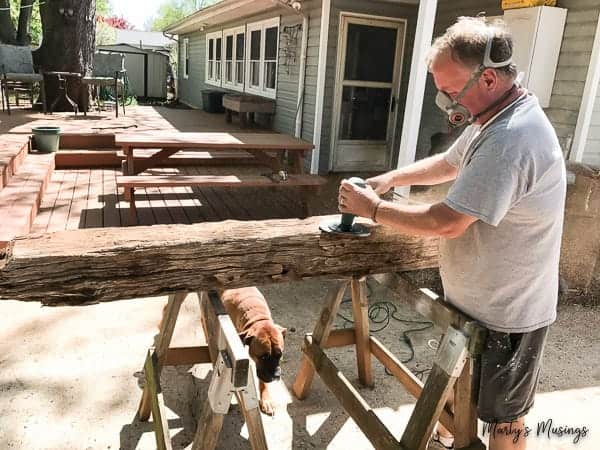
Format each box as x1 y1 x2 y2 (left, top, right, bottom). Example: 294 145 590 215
0 135 30 190
0 153 55 249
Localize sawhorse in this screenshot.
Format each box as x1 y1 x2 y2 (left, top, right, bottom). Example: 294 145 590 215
292 273 488 450
136 291 268 450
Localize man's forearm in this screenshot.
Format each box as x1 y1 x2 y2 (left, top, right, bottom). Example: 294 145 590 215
388 153 458 187
371 200 474 238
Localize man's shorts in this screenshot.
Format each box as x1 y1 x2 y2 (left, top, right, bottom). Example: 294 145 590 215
473 325 549 423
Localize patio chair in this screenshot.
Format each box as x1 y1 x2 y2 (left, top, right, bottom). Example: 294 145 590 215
0 44 47 115
81 52 127 118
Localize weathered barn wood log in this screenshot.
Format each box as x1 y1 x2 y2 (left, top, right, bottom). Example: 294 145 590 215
0 216 439 305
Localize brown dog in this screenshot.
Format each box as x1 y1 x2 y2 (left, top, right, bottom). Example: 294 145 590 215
220 287 286 416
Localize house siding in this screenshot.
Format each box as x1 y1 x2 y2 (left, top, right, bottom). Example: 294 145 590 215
322 0 418 173
177 2 323 143
417 0 600 162
584 83 600 164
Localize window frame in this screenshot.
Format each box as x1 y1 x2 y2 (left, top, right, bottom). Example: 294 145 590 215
222 26 245 92
205 30 223 86
183 37 189 79
245 17 279 99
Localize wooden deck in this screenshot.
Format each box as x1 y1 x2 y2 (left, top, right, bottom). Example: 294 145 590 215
0 105 381 238
30 166 338 232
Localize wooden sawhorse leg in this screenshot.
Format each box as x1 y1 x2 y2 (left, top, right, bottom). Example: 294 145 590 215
192 291 268 450
292 281 348 399
138 292 186 421
292 277 373 399
293 273 487 450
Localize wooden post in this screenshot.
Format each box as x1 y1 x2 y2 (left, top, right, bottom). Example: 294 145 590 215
144 348 173 450
400 326 469 450
453 357 485 450
292 281 348 399
237 387 269 450
195 291 267 450
303 335 398 449
191 398 225 450
351 277 373 387
137 292 187 421
127 187 138 226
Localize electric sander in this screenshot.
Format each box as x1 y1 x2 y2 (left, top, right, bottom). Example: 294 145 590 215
319 177 371 237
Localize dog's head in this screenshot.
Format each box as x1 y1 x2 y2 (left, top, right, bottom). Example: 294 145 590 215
241 321 286 383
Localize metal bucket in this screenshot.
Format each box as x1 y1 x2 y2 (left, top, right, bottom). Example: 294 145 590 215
32 126 61 153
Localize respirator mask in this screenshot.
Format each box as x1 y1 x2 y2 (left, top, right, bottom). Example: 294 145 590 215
435 32 513 127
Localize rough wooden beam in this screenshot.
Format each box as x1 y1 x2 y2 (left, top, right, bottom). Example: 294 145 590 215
0 216 439 305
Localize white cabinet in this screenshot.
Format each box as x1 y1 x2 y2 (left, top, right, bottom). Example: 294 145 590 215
503 6 567 107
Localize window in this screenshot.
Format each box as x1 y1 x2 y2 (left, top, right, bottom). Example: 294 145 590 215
204 18 279 98
236 32 245 85
206 31 222 86
183 38 189 79
245 17 279 98
223 26 245 91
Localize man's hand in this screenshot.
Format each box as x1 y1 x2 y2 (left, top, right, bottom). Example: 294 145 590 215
338 179 381 218
366 172 395 195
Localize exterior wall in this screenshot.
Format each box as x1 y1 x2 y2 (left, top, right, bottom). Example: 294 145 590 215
417 0 600 162
551 0 600 157
320 0 418 173
178 30 205 108
177 2 323 141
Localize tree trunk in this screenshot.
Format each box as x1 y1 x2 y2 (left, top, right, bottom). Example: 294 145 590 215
0 0 16 44
33 0 96 111
0 216 440 305
16 0 35 46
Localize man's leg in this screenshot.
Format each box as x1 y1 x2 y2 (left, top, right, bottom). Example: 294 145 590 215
478 327 549 450
487 416 527 450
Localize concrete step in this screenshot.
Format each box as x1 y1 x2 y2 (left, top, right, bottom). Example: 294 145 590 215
0 134 30 190
0 152 55 249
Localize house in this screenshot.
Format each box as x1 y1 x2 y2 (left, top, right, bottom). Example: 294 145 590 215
164 0 600 174
98 30 174 99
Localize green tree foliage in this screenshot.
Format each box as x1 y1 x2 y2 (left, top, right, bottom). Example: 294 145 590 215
96 0 111 16
147 0 222 32
96 20 117 46
3 0 112 46
7 0 41 45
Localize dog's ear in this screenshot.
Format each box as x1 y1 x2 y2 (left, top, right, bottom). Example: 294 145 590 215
239 331 253 346
276 325 287 339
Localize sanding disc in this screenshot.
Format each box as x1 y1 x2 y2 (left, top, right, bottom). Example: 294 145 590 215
319 219 371 237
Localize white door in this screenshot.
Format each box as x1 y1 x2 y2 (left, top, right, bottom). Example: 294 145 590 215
331 14 406 171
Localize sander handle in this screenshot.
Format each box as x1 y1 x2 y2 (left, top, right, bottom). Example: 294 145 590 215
340 177 367 231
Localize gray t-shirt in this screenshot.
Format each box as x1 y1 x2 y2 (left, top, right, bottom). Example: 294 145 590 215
441 93 566 333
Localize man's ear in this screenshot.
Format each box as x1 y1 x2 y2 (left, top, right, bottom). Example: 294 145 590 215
276 325 287 339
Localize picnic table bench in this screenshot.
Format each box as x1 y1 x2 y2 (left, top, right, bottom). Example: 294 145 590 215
114 132 326 225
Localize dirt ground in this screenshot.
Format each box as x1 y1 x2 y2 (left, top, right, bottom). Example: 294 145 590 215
1 276 598 450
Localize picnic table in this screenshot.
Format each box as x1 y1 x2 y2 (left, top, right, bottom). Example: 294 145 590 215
114 132 326 224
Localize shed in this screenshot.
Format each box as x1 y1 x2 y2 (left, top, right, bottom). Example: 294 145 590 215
97 44 170 99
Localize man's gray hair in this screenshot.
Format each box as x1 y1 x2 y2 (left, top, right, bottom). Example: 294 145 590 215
427 16 517 79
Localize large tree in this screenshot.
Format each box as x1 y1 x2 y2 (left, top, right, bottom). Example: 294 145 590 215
33 0 98 111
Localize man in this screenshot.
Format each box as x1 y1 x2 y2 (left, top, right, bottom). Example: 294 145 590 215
338 17 566 450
